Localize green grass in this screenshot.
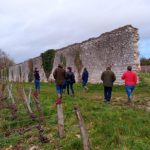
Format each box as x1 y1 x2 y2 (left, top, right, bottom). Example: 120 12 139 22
0 74 150 150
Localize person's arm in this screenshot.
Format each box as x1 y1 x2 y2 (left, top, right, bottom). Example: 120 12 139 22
72 73 76 83
112 72 116 82
134 73 138 84
65 72 68 80
64 70 66 79
121 73 125 80
82 72 84 80
38 73 40 80
53 69 57 79
101 72 104 81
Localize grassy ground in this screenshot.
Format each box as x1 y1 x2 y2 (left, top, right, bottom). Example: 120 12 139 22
0 73 150 150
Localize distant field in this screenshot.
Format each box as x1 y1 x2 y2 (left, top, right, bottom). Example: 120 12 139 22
0 73 150 150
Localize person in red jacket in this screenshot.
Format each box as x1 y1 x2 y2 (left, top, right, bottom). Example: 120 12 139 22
122 66 138 104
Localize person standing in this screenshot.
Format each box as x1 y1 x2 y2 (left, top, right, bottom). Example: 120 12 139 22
101 67 116 103
66 67 75 97
34 68 40 94
53 64 66 104
121 66 138 105
82 68 89 91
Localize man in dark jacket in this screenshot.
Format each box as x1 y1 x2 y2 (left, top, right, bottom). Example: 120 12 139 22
34 68 40 93
101 67 116 102
66 67 75 96
53 64 66 104
82 68 89 91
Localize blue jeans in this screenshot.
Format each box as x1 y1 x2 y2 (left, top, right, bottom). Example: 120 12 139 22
67 81 74 95
125 85 135 100
34 80 40 91
104 86 112 101
56 85 63 95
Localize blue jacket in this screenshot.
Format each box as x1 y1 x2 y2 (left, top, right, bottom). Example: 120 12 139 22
82 70 89 82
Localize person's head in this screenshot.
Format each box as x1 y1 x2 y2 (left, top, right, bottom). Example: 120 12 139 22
127 66 132 71
67 67 72 72
35 67 38 72
106 66 111 70
84 68 87 71
58 64 63 68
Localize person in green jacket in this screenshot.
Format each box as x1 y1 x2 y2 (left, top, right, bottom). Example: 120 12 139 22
101 67 116 103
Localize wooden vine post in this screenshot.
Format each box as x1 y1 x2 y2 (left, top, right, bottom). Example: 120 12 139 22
0 83 6 100
33 91 45 122
56 99 65 138
19 87 36 120
7 84 18 119
74 106 91 150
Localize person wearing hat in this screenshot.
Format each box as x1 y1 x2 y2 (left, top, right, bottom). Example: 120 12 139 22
101 67 116 103
53 64 66 104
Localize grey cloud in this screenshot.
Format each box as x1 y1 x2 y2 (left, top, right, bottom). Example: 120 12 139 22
0 0 150 63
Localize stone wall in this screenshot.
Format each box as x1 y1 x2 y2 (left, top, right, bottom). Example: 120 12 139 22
1 25 141 84
8 57 47 82
50 25 140 84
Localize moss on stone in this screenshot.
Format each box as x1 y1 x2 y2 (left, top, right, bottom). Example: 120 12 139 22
0 70 3 79
19 66 22 80
60 54 66 67
28 59 33 82
41 49 56 79
0 68 9 80
74 51 83 80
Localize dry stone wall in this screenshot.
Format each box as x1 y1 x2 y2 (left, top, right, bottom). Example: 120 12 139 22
1 25 141 84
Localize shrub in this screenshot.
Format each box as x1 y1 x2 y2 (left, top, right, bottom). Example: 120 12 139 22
140 57 150 66
60 54 66 67
41 49 56 79
74 51 83 80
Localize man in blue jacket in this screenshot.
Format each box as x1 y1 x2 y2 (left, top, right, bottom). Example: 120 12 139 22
82 68 89 91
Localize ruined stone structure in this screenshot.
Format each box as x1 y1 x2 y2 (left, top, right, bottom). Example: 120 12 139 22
0 25 141 84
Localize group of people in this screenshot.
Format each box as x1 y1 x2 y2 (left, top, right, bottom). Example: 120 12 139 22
53 64 89 104
34 64 138 105
101 66 137 105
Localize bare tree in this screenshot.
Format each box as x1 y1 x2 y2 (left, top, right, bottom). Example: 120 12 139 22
0 49 15 70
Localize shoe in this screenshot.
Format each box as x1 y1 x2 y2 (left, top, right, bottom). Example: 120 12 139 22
104 100 107 103
34 91 39 98
56 99 62 105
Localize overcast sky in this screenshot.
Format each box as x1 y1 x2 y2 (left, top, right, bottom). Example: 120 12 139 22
0 0 150 63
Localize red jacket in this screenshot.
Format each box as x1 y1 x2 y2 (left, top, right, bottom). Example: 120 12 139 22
121 71 137 86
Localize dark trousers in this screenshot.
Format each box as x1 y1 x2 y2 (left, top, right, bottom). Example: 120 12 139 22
104 86 112 101
67 81 74 95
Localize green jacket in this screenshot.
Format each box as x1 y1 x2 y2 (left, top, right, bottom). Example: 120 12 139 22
101 70 116 87
53 67 66 85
